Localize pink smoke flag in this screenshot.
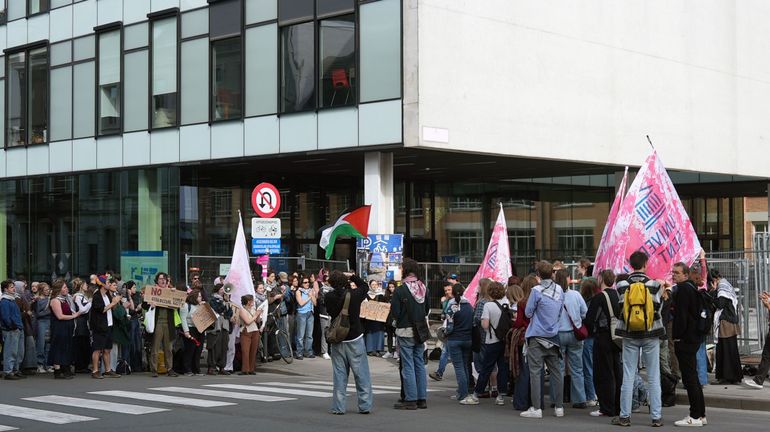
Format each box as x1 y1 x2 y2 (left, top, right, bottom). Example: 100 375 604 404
464 204 512 307
224 211 255 307
593 167 629 277
602 151 702 281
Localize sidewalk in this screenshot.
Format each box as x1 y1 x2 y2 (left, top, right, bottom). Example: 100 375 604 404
682 380 770 411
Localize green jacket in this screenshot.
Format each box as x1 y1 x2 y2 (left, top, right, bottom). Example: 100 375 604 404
111 303 131 346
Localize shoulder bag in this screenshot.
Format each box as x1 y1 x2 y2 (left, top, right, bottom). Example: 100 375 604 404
325 292 351 344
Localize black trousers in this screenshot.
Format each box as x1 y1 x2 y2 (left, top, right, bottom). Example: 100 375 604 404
182 329 204 374
593 332 622 416
675 341 705 419
755 327 770 385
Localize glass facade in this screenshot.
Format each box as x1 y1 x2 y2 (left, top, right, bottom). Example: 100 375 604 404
151 17 179 129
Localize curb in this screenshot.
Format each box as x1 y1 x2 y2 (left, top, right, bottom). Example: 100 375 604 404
676 390 770 411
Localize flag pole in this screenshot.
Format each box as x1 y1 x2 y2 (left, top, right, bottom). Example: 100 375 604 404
646 135 655 150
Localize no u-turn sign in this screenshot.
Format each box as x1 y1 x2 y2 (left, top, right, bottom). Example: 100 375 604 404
251 182 281 218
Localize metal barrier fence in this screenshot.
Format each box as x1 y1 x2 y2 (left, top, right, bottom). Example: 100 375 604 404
184 254 350 293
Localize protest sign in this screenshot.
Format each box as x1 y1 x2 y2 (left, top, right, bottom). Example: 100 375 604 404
464 205 512 306
360 301 391 322
598 151 701 280
146 286 187 309
191 303 217 333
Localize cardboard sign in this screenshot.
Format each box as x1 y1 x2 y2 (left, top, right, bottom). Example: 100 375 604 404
360 301 391 323
146 286 187 309
191 303 217 333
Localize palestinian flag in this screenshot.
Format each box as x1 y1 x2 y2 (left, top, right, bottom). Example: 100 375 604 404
320 205 371 259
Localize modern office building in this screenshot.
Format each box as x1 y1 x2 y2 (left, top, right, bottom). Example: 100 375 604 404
1 0 769 282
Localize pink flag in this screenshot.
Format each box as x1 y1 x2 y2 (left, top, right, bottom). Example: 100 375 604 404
602 151 701 281
593 167 628 277
224 212 255 307
465 205 512 307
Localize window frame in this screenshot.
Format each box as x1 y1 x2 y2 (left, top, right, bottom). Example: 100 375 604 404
317 12 357 110
94 21 124 137
208 0 244 124
147 8 181 131
1 0 7 25
4 39 50 149
27 0 50 18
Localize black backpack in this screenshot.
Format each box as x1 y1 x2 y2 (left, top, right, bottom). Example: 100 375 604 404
696 290 716 335
116 359 132 375
490 301 513 342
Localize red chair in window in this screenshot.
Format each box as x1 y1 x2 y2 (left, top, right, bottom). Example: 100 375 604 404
330 68 351 106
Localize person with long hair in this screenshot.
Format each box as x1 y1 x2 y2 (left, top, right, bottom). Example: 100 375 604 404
72 277 93 373
585 270 621 417
33 282 53 373
579 277 599 409
445 283 474 403
512 275 543 411
49 279 82 379
179 290 205 376
383 280 398 359
364 279 386 357
238 294 261 375
143 272 179 377
708 269 742 384
473 278 496 396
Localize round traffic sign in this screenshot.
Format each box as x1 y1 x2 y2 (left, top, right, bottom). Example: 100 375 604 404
251 182 281 218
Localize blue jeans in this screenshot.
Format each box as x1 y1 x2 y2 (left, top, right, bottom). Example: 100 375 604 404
398 336 428 401
36 319 51 367
620 337 661 420
129 319 143 370
436 344 451 376
474 341 508 395
582 336 597 401
550 331 586 404
447 339 472 399
330 336 373 413
295 312 314 357
277 315 291 358
2 329 24 373
696 341 708 385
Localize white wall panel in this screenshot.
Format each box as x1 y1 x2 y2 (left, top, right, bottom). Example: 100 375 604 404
122 132 151 166
0 148 6 178
49 5 74 42
318 107 357 150
27 14 50 42
49 140 73 173
181 0 208 10
359 100 401 145
152 0 179 13
72 138 97 171
180 124 211 161
150 129 180 164
124 0 151 24
245 115 279 156
279 112 317 153
0 23 6 51
26 145 50 176
7 19 28 48
73 0 97 37
211 122 244 159
97 0 123 25
96 136 123 169
5 148 27 178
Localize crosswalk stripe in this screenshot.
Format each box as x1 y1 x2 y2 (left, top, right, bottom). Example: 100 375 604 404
0 404 98 424
205 384 333 398
0 425 19 431
260 381 397 395
302 381 437 392
150 387 296 402
88 391 236 407
23 395 169 415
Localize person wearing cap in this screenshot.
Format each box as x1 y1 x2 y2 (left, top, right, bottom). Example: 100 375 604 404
447 274 460 285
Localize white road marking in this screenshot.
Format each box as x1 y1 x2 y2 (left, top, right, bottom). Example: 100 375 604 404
88 390 235 407
0 404 98 424
260 381 397 395
205 384 333 398
0 426 19 431
150 387 295 402
23 395 169 415
303 380 438 392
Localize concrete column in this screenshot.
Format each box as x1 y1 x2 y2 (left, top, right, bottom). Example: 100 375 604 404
364 152 394 234
138 169 162 251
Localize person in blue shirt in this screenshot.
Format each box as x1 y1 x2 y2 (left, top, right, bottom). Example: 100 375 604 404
294 275 317 359
1 279 26 380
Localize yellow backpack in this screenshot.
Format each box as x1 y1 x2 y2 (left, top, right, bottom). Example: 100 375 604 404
623 281 654 332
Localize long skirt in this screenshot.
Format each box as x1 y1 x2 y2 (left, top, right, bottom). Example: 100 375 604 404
715 335 742 383
49 319 75 367
365 330 385 353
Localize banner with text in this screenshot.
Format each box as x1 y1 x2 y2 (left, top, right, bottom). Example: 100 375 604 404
464 205 512 307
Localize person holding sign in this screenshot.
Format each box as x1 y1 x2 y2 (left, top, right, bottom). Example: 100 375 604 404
142 272 180 378
180 290 206 376
364 280 386 357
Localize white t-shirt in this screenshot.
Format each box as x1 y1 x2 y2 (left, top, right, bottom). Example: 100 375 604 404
102 293 113 327
481 298 510 344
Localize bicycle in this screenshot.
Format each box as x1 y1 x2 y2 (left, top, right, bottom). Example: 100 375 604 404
261 307 293 364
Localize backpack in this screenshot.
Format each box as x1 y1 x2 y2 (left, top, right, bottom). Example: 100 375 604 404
602 290 623 347
325 292 351 344
491 301 513 342
116 359 132 375
696 290 716 335
623 281 654 332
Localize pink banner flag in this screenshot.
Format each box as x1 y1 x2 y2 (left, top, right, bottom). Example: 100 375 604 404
600 151 701 280
593 167 628 277
465 205 512 307
224 212 255 307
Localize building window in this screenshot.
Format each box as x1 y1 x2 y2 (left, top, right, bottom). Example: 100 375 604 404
1 1 7 23
151 16 178 129
5 45 48 147
97 30 122 135
28 0 49 15
556 228 594 253
319 14 355 107
210 190 232 219
448 230 483 260
281 22 315 113
449 197 483 211
211 37 242 121
753 222 767 234
509 229 535 254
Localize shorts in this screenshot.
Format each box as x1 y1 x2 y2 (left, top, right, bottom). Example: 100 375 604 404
91 331 113 351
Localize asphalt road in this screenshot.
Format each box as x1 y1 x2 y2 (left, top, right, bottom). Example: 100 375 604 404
1 363 769 432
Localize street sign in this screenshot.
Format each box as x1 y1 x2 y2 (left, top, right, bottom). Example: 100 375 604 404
251 238 282 255
251 182 281 218
251 217 281 239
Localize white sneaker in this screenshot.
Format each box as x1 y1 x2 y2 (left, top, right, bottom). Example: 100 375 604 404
700 417 707 425
459 395 479 405
586 399 598 407
520 407 543 418
495 395 505 406
46 366 54 373
674 416 703 427
381 352 393 359
36 365 46 374
554 407 564 417
590 410 606 417
742 378 763 390
322 353 331 360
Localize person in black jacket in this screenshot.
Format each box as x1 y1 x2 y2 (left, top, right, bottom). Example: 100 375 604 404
671 262 706 427
90 277 122 379
324 271 372 415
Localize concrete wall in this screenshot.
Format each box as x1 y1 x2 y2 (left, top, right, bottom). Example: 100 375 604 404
411 0 770 177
